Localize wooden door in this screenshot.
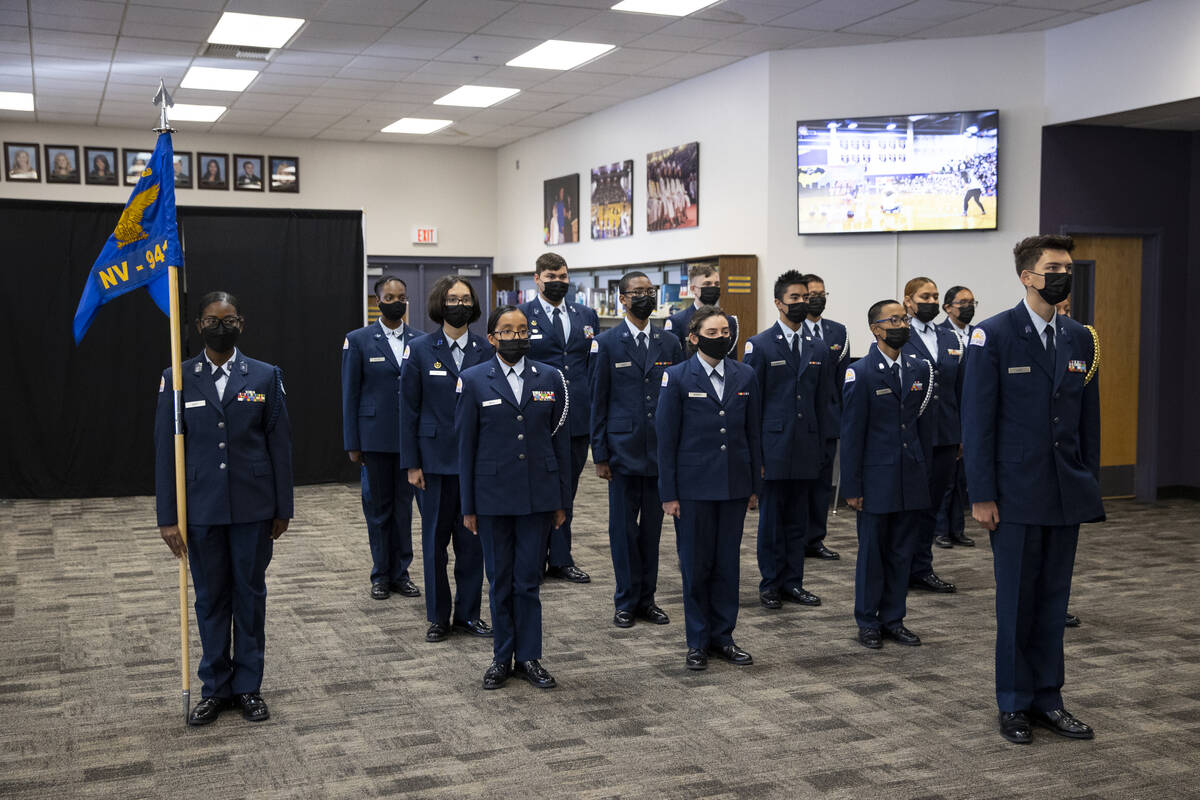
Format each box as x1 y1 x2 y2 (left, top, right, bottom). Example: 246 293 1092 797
716 255 757 359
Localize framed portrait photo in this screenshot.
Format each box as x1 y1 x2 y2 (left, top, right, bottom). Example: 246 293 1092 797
122 147 154 186
233 154 264 191
84 146 119 185
268 156 299 193
45 145 80 184
197 153 229 190
173 151 193 189
5 142 40 181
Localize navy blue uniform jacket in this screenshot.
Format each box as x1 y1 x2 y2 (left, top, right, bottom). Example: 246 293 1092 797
399 330 494 474
961 302 1103 526
519 299 598 438
664 304 738 358
903 325 966 447
154 352 293 527
812 317 850 438
742 323 832 480
588 322 682 476
655 355 763 503
455 358 572 517
341 322 421 452
840 344 935 514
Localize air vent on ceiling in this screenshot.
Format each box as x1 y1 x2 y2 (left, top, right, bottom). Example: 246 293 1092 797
201 43 274 61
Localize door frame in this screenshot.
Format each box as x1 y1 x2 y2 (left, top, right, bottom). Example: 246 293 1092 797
1057 225 1163 503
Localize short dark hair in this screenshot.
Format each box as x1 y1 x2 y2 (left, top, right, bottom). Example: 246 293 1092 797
943 285 969 308
535 253 567 275
867 299 899 324
197 290 239 317
427 275 481 326
802 273 825 287
618 270 650 294
685 305 727 356
487 304 524 335
373 275 406 297
774 269 807 301
1013 234 1074 274
688 263 717 282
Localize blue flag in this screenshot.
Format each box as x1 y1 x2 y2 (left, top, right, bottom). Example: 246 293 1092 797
72 132 183 344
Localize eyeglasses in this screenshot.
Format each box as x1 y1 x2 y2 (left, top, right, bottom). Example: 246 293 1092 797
621 287 658 298
444 298 474 307
949 300 977 309
804 291 829 300
871 315 912 327
492 329 530 340
200 315 243 329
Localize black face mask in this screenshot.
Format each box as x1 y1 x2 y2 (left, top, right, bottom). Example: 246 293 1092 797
1034 272 1072 306
783 301 808 324
880 327 910 350
956 304 976 325
698 285 721 306
202 323 240 353
496 338 530 363
378 300 407 321
914 302 939 324
541 280 569 303
443 304 473 328
696 334 730 359
806 294 826 316
628 295 657 320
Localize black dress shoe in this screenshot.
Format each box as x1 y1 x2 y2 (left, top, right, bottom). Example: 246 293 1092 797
1032 708 1094 739
370 581 390 600
236 692 269 722
708 643 753 665
1065 613 1081 628
950 533 975 546
806 543 840 560
482 661 510 690
514 659 557 688
999 711 1032 744
637 604 669 625
759 591 782 609
882 625 921 646
934 535 954 549
613 610 635 628
546 565 590 583
685 648 708 670
391 577 420 597
187 696 230 726
425 622 449 642
858 627 882 649
782 586 821 606
452 619 493 637
910 573 957 593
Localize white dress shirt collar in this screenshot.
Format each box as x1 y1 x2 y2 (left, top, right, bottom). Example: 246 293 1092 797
624 316 650 339
1023 298 1056 339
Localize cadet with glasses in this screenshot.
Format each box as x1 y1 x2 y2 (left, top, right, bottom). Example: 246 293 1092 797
935 285 978 548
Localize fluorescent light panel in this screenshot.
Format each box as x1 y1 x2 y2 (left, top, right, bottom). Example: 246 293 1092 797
611 0 718 15
0 91 34 111
181 66 259 92
170 103 227 122
207 11 305 49
433 85 519 108
507 40 616 70
381 117 453 134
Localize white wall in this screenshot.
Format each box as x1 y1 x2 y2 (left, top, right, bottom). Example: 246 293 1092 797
766 34 1046 356
494 54 770 276
0 121 497 257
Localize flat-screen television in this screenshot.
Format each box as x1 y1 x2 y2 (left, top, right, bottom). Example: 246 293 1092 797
796 109 998 234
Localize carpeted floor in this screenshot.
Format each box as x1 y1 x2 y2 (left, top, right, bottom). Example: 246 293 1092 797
1 471 1198 799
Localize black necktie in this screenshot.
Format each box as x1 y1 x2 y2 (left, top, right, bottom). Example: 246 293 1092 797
1044 325 1055 360
812 323 822 340
552 307 565 345
636 331 647 366
890 362 901 388
451 342 463 370
791 334 799 355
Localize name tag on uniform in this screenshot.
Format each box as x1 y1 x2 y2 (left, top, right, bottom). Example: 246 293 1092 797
530 334 544 340
614 361 632 368
482 398 502 407
875 388 892 396
1008 366 1031 374
1068 360 1086 373
688 392 708 398
769 360 787 367
429 370 447 376
368 356 386 363
185 400 205 408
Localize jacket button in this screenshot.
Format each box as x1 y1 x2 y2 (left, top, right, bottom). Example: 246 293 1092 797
645 396 652 402
517 434 524 441
564 365 570 370
1054 441 1060 448
518 453 526 460
719 428 726 434
900 424 906 430
516 415 524 422
218 442 226 449
718 410 725 417
720 444 727 451
902 443 908 449
796 413 803 419
219 462 227 469
1053 417 1060 424
647 412 653 418
644 378 650 384
217 422 225 429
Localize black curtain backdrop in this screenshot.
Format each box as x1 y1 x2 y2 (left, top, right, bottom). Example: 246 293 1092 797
0 199 363 498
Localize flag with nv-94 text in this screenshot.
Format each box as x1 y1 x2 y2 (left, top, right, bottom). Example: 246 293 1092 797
72 132 182 344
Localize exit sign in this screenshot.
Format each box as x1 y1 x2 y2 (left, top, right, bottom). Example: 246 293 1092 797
413 227 438 244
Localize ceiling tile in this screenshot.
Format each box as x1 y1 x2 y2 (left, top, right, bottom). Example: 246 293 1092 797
917 5 1062 37
33 0 124 22
396 0 517 34
491 89 574 110
550 93 622 113
696 39 775 56
626 33 716 53
691 1 803 25
313 0 425 26
35 111 98 124
792 31 897 48
520 109 586 128
643 51 742 79
31 11 121 36
657 18 757 39
769 0 915 31
574 46 677 75
1009 11 1091 32
599 74 677 97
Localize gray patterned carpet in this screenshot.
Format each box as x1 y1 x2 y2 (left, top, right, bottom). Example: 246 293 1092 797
1 471 1198 800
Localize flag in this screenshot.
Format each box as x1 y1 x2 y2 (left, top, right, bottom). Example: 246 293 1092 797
72 132 183 344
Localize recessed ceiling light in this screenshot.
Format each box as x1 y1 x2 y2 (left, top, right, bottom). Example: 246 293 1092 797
611 0 718 16
170 103 227 122
181 66 260 92
381 117 454 134
207 11 305 49
507 40 616 70
433 85 520 108
0 91 34 111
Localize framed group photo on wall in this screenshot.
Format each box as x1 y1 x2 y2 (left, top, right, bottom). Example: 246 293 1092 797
234 154 264 191
543 173 579 244
647 141 698 231
198 153 228 190
45 145 80 184
590 159 633 240
5 142 40 181
269 156 299 193
84 146 118 185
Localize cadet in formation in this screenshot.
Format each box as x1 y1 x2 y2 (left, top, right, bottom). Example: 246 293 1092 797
665 263 739 357
934 284 978 549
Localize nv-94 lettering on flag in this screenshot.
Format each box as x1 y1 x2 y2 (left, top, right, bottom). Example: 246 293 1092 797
72 131 183 343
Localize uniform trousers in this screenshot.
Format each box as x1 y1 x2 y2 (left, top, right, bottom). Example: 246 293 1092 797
547 435 589 568
361 452 415 584
188 520 273 699
934 457 968 538
804 439 837 549
757 477 812 593
675 498 747 650
479 513 551 663
854 510 919 630
419 473 483 626
911 444 958 578
608 472 663 612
